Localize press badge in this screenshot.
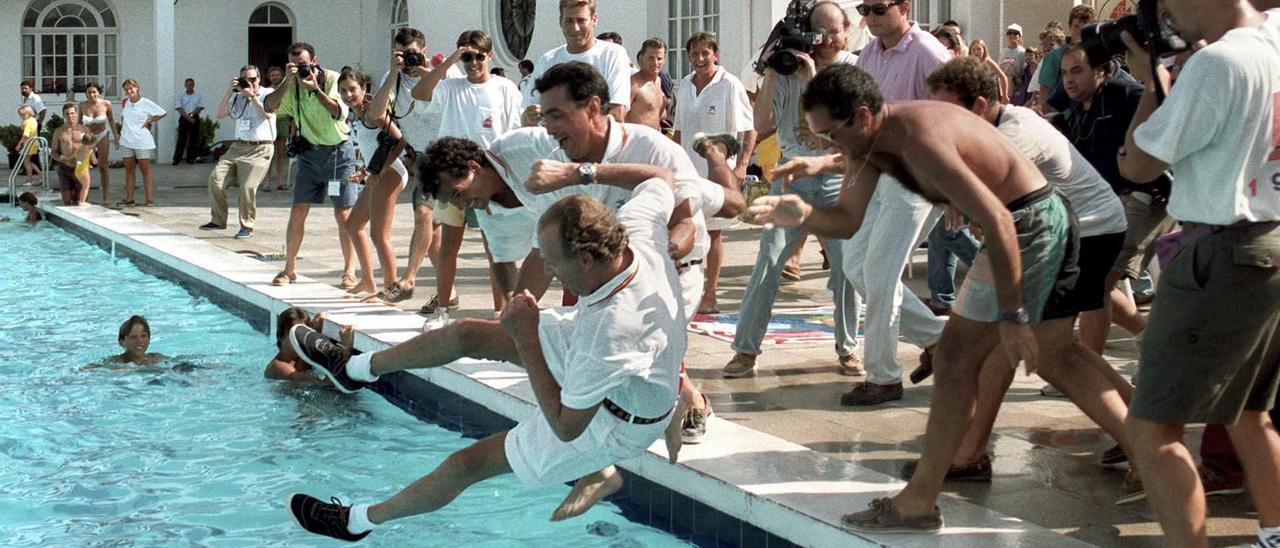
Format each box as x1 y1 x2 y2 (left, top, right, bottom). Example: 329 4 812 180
237 119 252 133
328 179 342 196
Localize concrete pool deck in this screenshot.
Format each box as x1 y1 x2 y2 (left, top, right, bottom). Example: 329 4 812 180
14 163 1265 547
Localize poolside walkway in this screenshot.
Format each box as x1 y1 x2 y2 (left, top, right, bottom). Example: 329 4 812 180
11 162 1263 547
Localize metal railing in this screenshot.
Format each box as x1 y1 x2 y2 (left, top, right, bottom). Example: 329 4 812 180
8 137 51 205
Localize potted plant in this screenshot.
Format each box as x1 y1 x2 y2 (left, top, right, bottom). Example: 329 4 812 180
43 113 65 140
0 125 22 169
197 117 220 161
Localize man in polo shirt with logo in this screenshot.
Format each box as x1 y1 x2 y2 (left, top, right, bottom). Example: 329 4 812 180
284 182 686 542
264 41 359 287
201 65 275 240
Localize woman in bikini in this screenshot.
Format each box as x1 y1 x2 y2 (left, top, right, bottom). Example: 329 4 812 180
79 82 117 205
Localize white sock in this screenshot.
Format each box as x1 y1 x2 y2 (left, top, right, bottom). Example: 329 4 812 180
346 353 379 382
1259 526 1280 548
347 503 376 534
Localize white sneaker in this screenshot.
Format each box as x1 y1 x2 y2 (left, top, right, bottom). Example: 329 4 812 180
422 310 450 332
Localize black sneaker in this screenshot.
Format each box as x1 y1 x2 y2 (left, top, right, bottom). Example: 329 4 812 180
1099 444 1128 469
288 324 367 393
198 222 226 230
287 493 370 542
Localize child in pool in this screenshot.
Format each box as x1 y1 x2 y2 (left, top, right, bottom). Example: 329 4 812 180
0 192 43 223
265 307 353 383
109 315 168 366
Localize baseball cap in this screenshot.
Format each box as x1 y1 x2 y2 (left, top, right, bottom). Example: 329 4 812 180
1006 23 1023 35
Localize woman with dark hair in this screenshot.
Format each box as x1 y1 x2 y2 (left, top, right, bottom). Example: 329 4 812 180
79 82 117 204
264 307 353 382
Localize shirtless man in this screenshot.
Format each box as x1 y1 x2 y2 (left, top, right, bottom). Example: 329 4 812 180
751 64 1125 532
626 38 668 129
49 103 95 205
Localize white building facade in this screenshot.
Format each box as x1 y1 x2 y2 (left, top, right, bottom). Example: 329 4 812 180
3 0 1099 156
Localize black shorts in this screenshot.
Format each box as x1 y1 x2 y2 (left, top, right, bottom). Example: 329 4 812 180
1056 231 1125 315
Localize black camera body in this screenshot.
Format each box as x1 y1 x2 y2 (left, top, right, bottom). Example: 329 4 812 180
1080 0 1188 68
754 0 822 76
234 76 251 91
296 63 313 79
365 129 401 175
402 51 425 71
286 136 311 158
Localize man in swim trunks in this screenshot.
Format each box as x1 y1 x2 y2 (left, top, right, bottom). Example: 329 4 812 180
50 103 95 205
751 64 1132 532
284 184 686 542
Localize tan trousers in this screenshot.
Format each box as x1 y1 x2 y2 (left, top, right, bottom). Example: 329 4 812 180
208 142 273 229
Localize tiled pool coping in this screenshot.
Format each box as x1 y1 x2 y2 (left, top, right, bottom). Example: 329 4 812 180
40 199 1090 548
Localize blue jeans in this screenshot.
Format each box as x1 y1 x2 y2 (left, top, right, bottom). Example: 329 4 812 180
731 171 859 357
925 219 980 309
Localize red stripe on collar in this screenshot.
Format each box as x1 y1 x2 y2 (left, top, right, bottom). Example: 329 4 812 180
588 267 637 307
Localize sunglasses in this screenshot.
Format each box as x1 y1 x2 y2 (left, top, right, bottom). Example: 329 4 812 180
813 117 850 143
856 0 905 17
461 52 485 63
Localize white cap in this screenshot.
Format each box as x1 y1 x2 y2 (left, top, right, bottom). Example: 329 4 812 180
1006 23 1023 34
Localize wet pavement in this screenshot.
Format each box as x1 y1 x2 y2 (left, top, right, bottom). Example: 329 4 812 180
9 162 1263 546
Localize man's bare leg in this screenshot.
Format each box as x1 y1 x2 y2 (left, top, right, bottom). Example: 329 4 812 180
398 204 437 290
879 316 1000 517
951 350 1017 466
1227 410 1280 528
370 318 521 376
334 207 357 280
1034 318 1135 459
552 466 624 521
367 432 513 524
1126 417 1204 546
283 202 311 277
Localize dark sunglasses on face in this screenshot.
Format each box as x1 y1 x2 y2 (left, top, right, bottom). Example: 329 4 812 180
856 0 904 17
461 52 485 63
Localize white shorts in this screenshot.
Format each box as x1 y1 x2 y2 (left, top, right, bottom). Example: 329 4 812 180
476 207 536 263
122 147 155 160
383 158 408 190
678 262 705 321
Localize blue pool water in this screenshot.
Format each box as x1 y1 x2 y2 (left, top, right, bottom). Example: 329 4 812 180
0 220 690 546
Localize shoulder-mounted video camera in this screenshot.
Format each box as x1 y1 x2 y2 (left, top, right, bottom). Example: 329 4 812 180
753 0 825 76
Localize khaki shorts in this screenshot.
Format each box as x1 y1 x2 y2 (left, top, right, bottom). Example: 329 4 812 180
1131 222 1280 425
1113 192 1176 279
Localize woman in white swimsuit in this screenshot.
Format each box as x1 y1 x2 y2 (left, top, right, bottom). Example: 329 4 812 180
78 82 117 204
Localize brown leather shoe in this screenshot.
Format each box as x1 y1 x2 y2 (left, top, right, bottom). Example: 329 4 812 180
838 353 864 376
840 381 903 406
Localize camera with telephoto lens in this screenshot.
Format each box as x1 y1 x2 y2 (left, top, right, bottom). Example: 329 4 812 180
754 0 824 76
365 130 400 175
401 51 425 71
1079 0 1189 68
296 63 313 79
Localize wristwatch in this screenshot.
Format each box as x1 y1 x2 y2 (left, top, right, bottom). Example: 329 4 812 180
998 307 1030 325
577 162 597 185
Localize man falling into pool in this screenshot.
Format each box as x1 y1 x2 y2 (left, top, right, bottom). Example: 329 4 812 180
285 182 686 541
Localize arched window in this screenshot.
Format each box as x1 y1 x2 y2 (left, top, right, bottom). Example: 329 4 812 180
391 0 409 31
21 0 119 97
248 3 294 78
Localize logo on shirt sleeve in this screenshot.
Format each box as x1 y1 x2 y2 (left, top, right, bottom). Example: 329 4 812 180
483 115 494 129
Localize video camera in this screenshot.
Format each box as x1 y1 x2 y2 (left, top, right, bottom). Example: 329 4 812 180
753 0 825 76
1080 0 1188 69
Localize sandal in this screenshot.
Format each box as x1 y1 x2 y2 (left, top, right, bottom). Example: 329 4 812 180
378 281 414 303
116 199 136 207
272 271 296 286
339 273 358 290
143 200 155 207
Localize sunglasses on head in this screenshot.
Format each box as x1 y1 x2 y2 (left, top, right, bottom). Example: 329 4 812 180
856 0 904 17
461 52 485 63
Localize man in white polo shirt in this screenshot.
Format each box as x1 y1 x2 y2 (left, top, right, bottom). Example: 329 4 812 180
285 183 686 542
674 31 757 316
521 0 631 126
200 65 275 240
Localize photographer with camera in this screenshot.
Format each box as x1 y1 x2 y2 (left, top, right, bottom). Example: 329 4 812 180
263 42 360 288
723 1 861 380
1111 1 1280 545
199 66 275 240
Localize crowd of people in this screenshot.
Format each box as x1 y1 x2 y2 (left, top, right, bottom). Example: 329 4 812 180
28 0 1278 545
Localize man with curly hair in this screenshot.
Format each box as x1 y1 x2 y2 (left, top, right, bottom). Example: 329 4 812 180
284 182 687 541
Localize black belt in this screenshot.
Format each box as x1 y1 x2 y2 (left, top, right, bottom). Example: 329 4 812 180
311 140 349 150
238 140 273 146
603 398 672 425
677 259 703 271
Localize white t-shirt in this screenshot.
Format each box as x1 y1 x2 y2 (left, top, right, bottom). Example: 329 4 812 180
540 178 684 417
523 40 633 109
119 97 166 150
997 106 1126 237
674 66 754 177
229 88 276 142
1133 14 1280 225
378 66 465 150
434 76 523 146
1000 46 1027 79
20 93 45 115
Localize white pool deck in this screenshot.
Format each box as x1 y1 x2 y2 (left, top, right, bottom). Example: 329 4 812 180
38 198 1094 548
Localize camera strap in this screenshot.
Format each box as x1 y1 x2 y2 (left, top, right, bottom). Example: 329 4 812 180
387 72 415 121
229 94 248 119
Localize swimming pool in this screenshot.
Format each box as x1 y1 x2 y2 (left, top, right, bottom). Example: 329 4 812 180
0 220 692 546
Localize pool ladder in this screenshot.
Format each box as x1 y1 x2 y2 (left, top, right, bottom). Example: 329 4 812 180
7 137 51 205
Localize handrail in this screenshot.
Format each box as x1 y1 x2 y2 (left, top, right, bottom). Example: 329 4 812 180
8 137 51 205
